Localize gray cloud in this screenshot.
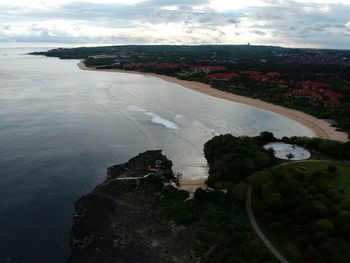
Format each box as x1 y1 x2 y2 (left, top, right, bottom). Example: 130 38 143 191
0 0 349 48
237 1 350 48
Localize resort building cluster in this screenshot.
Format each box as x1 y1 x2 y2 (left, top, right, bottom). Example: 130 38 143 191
121 62 342 108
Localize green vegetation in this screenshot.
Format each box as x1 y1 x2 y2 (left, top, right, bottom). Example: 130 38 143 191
98 179 138 197
254 162 350 262
204 134 276 188
33 45 350 135
98 173 165 198
162 159 173 169
200 133 350 262
103 170 275 262
286 136 350 159
160 188 276 262
97 134 350 262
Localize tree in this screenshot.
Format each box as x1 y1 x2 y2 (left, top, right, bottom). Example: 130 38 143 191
327 165 337 174
247 171 272 188
163 159 173 169
194 188 208 203
286 153 295 160
317 219 334 233
263 192 282 210
228 181 248 204
259 131 276 143
269 222 284 231
261 182 276 197
254 152 271 167
341 199 350 210
281 137 291 144
265 147 275 158
319 140 343 157
242 159 257 175
311 200 328 217
342 141 350 159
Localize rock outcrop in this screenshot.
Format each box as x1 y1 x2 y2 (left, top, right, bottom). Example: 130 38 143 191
70 150 198 263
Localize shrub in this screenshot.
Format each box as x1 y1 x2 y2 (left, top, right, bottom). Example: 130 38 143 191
228 181 248 205
163 159 173 169
319 140 343 157
263 192 282 210
247 171 272 189
316 219 334 233
340 199 350 210
194 188 208 204
327 165 337 174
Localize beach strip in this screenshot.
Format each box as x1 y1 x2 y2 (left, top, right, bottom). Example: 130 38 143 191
78 60 348 192
78 61 348 143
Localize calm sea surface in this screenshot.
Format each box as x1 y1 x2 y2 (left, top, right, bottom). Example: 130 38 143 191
0 48 314 263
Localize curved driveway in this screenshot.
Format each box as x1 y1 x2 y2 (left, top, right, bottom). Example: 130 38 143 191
246 185 289 263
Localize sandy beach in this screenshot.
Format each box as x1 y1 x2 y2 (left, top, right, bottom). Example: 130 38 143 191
78 61 348 142
178 178 207 195
78 60 349 193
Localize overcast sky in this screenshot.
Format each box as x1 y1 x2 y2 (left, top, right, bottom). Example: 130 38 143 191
0 0 349 49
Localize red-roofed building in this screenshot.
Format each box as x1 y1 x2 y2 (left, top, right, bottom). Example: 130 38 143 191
283 88 341 107
299 81 331 90
266 72 281 79
155 62 189 69
190 65 227 73
206 73 240 81
284 89 323 101
124 62 157 69
322 90 341 107
240 71 287 85
240 71 268 82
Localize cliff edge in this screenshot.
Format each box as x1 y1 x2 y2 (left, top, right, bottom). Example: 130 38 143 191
70 150 199 263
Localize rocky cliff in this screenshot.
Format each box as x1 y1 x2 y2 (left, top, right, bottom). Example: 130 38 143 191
70 150 199 263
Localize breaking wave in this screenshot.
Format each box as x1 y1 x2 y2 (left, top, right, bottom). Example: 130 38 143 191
146 112 180 130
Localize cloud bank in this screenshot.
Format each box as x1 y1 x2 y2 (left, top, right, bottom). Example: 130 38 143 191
0 0 349 49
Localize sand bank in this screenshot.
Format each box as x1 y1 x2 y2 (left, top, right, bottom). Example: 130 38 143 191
178 178 207 196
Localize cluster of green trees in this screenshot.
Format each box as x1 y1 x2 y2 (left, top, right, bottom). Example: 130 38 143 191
160 134 350 262
255 165 350 262
285 136 350 160
204 134 276 188
160 187 275 262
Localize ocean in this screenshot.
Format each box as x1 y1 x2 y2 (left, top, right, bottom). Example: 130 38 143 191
0 47 314 263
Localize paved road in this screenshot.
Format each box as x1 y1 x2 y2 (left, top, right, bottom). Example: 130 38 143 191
245 159 350 263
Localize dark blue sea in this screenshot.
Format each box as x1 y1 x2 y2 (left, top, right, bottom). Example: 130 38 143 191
0 48 314 263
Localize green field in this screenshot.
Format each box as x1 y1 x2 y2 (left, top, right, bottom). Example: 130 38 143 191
276 162 350 197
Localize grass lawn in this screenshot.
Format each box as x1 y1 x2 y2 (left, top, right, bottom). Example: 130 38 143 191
278 162 350 196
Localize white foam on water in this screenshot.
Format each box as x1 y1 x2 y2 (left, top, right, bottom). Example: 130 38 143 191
210 129 220 136
128 105 147 112
174 114 186 122
146 112 180 130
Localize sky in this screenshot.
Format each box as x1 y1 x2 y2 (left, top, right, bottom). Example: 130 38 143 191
0 0 349 49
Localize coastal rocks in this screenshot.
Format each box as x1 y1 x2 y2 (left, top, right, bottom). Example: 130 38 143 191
70 150 197 263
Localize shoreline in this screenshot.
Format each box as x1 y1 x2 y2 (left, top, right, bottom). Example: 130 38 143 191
78 61 348 143
78 60 348 192
178 178 207 195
